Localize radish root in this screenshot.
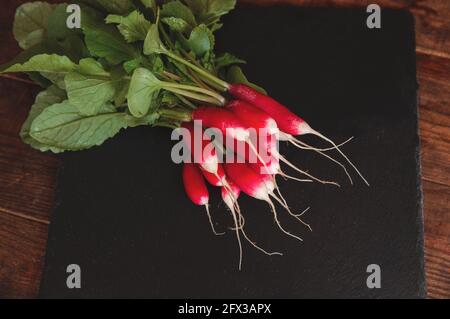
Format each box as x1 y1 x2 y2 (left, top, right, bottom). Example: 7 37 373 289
305 128 370 187
228 203 243 270
232 204 283 257
269 193 312 232
288 138 354 185
286 135 354 152
277 153 341 188
205 205 225 236
278 171 314 183
266 199 304 242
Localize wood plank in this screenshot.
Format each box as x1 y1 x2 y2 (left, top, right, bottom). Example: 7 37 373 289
423 180 450 298
417 54 450 187
0 133 59 222
0 213 48 298
423 181 450 239
425 234 450 299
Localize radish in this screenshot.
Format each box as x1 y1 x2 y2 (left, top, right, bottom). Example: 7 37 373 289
182 163 223 236
201 164 227 187
224 162 310 241
225 100 344 186
229 84 370 186
226 100 279 135
193 106 277 183
181 122 218 175
192 107 250 142
244 133 338 188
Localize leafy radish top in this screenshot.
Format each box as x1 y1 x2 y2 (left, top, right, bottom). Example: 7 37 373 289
1 0 256 152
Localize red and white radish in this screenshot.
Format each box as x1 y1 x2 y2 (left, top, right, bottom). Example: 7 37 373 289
201 164 227 187
226 100 279 135
181 122 218 175
183 163 223 236
224 162 309 241
229 84 370 186
225 100 342 187
193 106 278 183
192 107 250 142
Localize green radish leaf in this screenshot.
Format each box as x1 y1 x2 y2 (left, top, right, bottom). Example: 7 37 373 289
140 0 156 9
227 66 267 95
58 35 90 62
201 50 215 72
2 54 76 75
76 58 110 76
20 85 66 153
65 58 121 115
128 68 162 118
143 24 166 55
148 54 165 74
83 0 133 15
106 11 152 43
110 66 130 107
162 17 189 33
0 40 63 72
83 23 139 64
161 91 180 108
65 72 118 115
30 101 130 152
215 53 245 70
185 0 236 24
13 2 55 49
27 72 52 88
123 58 141 74
188 25 215 57
42 72 66 90
114 80 130 107
210 23 223 33
161 1 197 28
47 4 81 41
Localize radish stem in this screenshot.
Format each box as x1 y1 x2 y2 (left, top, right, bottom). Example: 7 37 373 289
164 51 230 90
163 82 225 105
158 108 192 122
164 87 223 105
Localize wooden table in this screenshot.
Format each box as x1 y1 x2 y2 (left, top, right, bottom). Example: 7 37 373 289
0 0 448 298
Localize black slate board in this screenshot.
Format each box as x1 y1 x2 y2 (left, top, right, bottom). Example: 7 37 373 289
39 6 425 299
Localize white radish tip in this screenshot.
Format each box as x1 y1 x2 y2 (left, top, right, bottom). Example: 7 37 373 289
267 120 280 135
253 183 273 201
278 132 292 142
259 161 280 175
199 196 209 206
223 195 235 211
298 122 313 135
231 128 250 142
201 157 219 175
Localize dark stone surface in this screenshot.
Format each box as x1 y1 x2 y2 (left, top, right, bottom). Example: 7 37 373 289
40 6 425 298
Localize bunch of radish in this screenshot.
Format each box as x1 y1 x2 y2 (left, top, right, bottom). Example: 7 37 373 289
181 83 369 270
2 0 369 270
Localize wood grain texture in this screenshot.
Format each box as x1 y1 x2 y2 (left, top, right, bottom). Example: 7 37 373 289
0 0 448 299
0 213 48 298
